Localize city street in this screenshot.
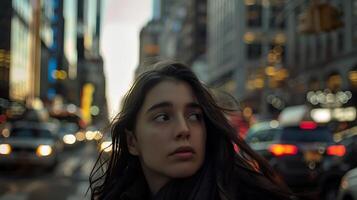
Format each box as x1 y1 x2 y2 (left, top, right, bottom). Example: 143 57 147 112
0 143 98 200
0 0 356 199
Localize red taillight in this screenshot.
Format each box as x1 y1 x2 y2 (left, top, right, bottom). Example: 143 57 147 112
327 145 346 157
269 144 298 156
79 119 86 129
300 121 317 130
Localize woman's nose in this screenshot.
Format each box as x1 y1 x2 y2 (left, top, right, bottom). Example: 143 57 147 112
175 116 190 139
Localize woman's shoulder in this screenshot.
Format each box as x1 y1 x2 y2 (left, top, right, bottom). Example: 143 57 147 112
217 159 297 200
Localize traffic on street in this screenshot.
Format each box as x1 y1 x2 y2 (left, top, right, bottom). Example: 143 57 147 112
0 137 98 200
1 0 357 199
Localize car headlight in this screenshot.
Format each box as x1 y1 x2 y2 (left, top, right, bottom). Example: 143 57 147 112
85 131 95 140
75 131 85 141
100 141 112 152
63 134 76 144
0 144 11 155
36 145 53 157
94 131 103 141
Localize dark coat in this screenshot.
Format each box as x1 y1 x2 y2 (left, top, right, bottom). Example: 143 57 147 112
118 162 297 200
218 162 296 200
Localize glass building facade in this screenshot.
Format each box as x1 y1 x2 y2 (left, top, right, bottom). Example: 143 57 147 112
10 0 32 101
64 0 78 79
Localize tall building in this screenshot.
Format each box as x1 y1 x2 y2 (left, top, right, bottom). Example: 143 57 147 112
206 0 356 120
61 0 79 104
0 0 12 101
158 0 185 62
0 0 108 125
137 19 162 75
284 0 357 115
136 0 180 75
10 0 34 101
152 0 161 20
160 0 180 19
76 0 108 126
207 0 288 116
40 0 66 102
137 0 207 75
0 0 12 119
0 0 61 105
206 0 240 89
177 0 207 65
159 0 207 66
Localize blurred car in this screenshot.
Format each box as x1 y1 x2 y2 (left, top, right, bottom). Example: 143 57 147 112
335 126 357 169
338 167 357 200
49 105 86 130
57 122 85 148
245 120 347 199
85 126 103 142
0 121 61 170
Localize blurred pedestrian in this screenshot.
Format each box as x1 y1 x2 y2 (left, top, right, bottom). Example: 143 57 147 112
90 61 296 200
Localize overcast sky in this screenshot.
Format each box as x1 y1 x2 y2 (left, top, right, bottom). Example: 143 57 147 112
101 0 152 119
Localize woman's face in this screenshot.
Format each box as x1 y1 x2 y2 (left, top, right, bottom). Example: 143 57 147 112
127 79 206 193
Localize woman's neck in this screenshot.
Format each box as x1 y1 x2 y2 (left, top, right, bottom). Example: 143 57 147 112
141 165 171 195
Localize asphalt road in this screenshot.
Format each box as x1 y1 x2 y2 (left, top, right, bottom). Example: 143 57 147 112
0 142 99 200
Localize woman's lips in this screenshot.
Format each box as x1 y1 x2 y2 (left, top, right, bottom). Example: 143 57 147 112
174 152 193 159
169 146 195 160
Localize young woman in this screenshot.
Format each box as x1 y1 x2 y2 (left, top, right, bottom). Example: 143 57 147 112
90 61 297 200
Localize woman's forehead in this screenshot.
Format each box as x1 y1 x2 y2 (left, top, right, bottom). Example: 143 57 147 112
141 80 199 108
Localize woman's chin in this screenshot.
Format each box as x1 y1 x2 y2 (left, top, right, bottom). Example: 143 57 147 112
167 164 201 178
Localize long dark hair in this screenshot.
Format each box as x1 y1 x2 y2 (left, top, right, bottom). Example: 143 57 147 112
89 61 291 199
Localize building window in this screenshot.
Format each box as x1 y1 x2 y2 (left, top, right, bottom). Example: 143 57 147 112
270 4 285 28
326 34 333 59
294 37 301 65
247 43 262 59
337 31 344 53
246 4 262 27
353 24 357 45
316 36 322 61
306 40 311 65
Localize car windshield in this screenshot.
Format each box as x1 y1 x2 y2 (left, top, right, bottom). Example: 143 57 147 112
245 128 281 143
10 128 53 139
281 127 333 143
59 123 78 132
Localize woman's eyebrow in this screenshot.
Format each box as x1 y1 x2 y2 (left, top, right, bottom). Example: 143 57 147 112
146 102 172 113
146 102 201 113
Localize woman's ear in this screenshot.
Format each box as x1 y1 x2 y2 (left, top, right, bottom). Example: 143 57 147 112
125 130 140 156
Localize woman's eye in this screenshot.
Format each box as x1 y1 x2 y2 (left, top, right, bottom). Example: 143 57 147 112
188 113 202 121
154 114 169 122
